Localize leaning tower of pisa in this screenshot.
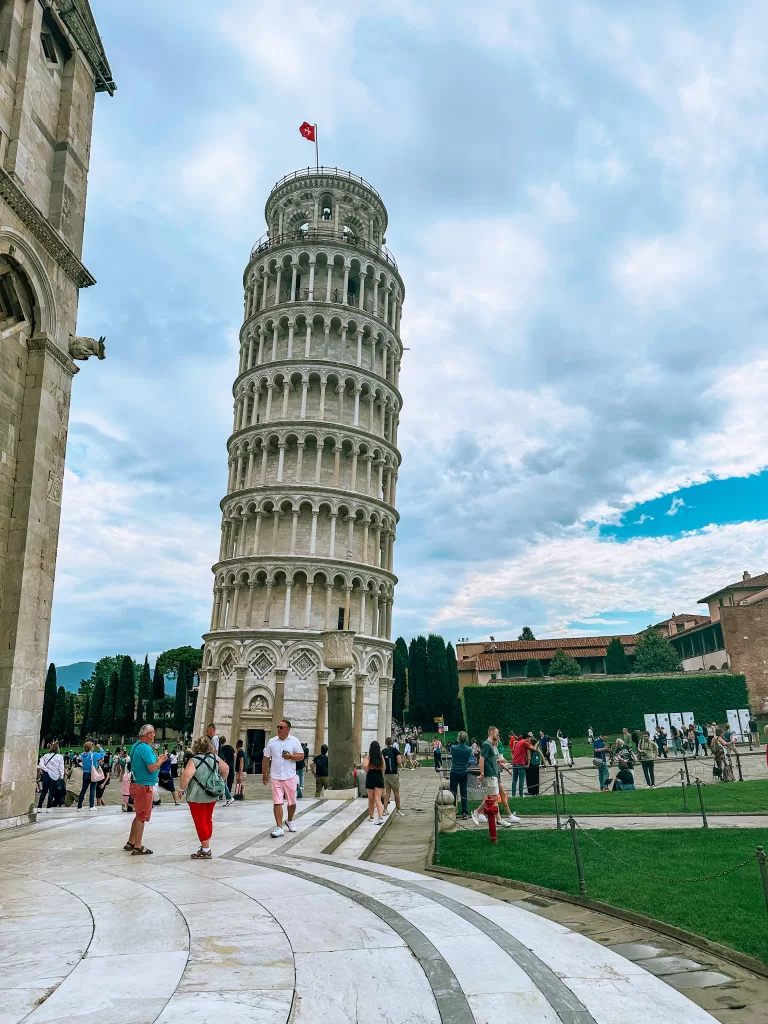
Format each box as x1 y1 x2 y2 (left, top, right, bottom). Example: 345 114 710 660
194 168 403 766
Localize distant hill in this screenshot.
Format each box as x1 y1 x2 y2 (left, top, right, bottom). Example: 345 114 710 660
55 662 96 692
54 662 178 694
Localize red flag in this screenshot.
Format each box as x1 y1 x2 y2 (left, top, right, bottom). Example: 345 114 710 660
299 122 316 141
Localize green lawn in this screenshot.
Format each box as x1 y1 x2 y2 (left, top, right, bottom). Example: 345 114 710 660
471 778 768 816
437 827 768 963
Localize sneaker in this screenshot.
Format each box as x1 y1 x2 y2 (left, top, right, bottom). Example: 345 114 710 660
461 813 470 820
368 816 375 821
507 813 520 823
225 798 235 806
396 809 405 817
286 821 297 833
498 817 513 828
375 818 384 826
269 827 285 838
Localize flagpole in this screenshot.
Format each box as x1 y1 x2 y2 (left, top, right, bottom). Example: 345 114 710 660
314 124 319 170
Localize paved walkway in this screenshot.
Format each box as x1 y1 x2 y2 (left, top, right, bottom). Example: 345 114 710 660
0 792 732 1024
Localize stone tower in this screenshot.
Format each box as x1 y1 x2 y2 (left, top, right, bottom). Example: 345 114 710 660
195 168 404 765
0 1 114 826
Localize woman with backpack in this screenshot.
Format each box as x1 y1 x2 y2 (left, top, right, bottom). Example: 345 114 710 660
178 736 229 859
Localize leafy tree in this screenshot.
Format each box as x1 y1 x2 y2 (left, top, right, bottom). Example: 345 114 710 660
633 627 681 673
41 663 57 740
99 671 118 738
64 693 76 744
605 637 630 675
115 655 136 740
547 649 581 677
445 642 461 729
426 633 448 724
157 645 204 677
137 655 152 727
152 661 165 701
393 638 408 724
407 636 428 729
519 626 536 641
525 658 543 678
173 661 189 735
51 685 67 738
86 678 106 736
80 695 90 743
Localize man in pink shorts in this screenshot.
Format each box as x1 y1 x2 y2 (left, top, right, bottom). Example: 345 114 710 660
262 719 304 837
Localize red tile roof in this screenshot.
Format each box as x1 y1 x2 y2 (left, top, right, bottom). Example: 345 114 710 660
458 634 640 672
699 572 768 602
655 614 710 627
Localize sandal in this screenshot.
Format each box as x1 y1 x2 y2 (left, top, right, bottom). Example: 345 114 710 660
131 846 153 856
123 842 135 851
190 847 212 860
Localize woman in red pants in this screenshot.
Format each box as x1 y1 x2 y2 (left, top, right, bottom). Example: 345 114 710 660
178 736 229 859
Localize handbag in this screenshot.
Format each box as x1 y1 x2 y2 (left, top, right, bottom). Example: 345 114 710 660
592 757 605 768
90 758 105 783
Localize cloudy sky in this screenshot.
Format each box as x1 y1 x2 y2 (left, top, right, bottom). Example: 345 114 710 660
49 0 768 664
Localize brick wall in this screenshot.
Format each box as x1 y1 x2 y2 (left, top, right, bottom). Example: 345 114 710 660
720 605 768 714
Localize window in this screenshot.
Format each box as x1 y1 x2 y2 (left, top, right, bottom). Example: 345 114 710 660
337 607 345 630
676 622 684 633
40 31 57 63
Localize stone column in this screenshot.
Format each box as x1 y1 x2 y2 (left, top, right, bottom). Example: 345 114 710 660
323 630 356 793
203 668 219 732
377 677 388 746
230 666 247 746
353 672 367 759
270 668 288 737
314 670 330 753
385 677 394 738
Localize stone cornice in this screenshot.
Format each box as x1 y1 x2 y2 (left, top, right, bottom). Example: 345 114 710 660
241 298 403 345
212 553 397 585
234 358 403 406
202 626 394 649
0 169 96 288
221 481 400 522
28 332 79 376
228 418 401 464
265 173 388 233
53 1 116 95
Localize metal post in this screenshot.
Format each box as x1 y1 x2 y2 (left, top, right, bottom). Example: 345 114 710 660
695 778 708 829
735 751 743 782
559 765 567 812
683 755 691 786
680 768 688 811
553 767 561 831
757 847 768 915
433 802 440 864
568 816 587 895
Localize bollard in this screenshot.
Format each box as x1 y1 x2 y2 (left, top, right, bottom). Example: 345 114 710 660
694 778 708 829
434 802 440 863
568 816 587 895
560 769 568 812
680 769 688 811
553 767 562 831
735 751 743 782
683 756 691 786
757 847 768 915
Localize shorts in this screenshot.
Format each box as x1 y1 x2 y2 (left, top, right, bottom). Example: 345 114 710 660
271 776 298 806
130 784 153 823
483 777 500 796
384 773 400 792
315 776 328 796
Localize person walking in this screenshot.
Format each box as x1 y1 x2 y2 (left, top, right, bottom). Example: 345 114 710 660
77 741 105 810
37 743 65 810
593 733 611 791
364 740 386 824
312 743 329 797
448 731 472 819
473 725 519 826
511 728 531 798
712 728 735 782
296 742 309 797
382 738 404 815
124 724 169 855
525 732 543 796
432 738 443 772
547 735 557 766
263 718 304 837
234 739 246 799
637 730 657 788
206 723 220 756
178 736 229 859
218 736 236 805
587 725 594 744
95 759 111 806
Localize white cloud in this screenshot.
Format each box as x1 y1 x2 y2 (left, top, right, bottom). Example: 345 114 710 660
665 497 686 516
634 514 654 525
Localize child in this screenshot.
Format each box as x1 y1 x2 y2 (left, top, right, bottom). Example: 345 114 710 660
121 764 133 812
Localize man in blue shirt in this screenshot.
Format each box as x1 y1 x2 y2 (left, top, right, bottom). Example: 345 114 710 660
593 733 610 791
125 724 168 855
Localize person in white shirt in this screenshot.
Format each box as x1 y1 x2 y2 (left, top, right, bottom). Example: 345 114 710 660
206 723 220 755
38 742 65 810
262 718 304 837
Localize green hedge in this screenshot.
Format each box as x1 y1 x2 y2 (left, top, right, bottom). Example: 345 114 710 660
461 674 749 739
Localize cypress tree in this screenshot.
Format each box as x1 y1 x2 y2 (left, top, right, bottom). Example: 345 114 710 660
425 634 447 724
51 685 67 739
80 695 90 742
115 655 136 740
86 678 106 736
445 642 462 729
41 663 57 740
519 626 536 640
64 693 76 744
525 658 543 678
393 637 408 724
407 636 428 729
152 661 165 701
547 649 581 677
99 670 118 738
173 661 189 735
605 637 630 675
137 655 152 727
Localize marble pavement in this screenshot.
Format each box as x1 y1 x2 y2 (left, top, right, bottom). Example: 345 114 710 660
0 798 721 1024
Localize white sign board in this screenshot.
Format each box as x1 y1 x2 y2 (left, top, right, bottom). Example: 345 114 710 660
726 709 742 741
669 712 684 734
682 712 695 728
738 709 752 738
644 713 658 736
657 712 671 737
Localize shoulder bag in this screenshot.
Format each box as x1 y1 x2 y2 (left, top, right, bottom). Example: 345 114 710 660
90 754 104 783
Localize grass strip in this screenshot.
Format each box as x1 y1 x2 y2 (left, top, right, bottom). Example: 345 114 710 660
438 826 768 964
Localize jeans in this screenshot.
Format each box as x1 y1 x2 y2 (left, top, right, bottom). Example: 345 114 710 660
525 765 540 796
434 751 442 771
38 773 59 808
77 778 97 808
615 780 636 790
598 762 610 790
640 761 655 786
449 771 468 815
297 768 304 797
511 765 526 796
